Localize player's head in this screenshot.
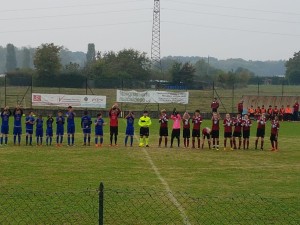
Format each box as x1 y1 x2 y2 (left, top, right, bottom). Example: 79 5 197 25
68 106 73 111
262 105 265 108
29 111 33 116
274 105 277 108
143 110 148 117
274 116 279 121
38 114 42 119
195 109 200 116
226 113 230 119
236 114 241 118
48 114 52 118
161 109 166 115
57 111 62 116
212 112 217 119
97 113 102 118
281 105 284 108
268 105 272 108
251 105 253 108
84 110 88 115
213 98 217 101
244 114 249 119
261 113 265 118
240 100 244 103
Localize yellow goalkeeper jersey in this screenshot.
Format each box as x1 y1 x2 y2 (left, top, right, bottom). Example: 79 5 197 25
138 116 152 127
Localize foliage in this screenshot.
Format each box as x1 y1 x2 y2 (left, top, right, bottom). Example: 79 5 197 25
285 51 300 84
170 62 195 85
6 43 17 72
86 43 96 64
22 48 31 69
6 69 33 86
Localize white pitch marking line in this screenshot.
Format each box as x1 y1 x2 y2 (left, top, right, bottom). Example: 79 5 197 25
134 134 191 225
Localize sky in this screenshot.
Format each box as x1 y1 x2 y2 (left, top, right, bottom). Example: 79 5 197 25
1 0 300 60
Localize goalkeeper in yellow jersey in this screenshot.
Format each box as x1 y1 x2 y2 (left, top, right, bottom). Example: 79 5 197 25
138 110 152 147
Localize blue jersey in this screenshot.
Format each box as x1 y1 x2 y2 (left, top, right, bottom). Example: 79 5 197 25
36 118 44 130
46 118 54 130
95 118 104 130
14 113 22 127
25 116 35 130
56 116 65 130
66 112 75 126
81 115 92 129
126 116 134 128
1 110 11 127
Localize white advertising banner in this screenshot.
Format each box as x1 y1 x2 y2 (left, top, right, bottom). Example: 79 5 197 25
32 93 106 108
116 90 189 104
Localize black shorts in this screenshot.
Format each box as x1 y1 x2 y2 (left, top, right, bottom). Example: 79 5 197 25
211 130 219 139
224 132 232 138
256 128 265 138
159 127 168 137
140 127 149 136
110 126 118 135
202 133 210 139
183 128 190 138
270 134 278 141
233 131 242 138
192 129 200 138
243 130 250 139
171 129 180 138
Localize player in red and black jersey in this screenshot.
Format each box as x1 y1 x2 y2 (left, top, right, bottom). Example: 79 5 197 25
109 103 121 146
242 114 252 150
223 113 233 150
211 98 219 113
232 114 242 149
182 112 191 148
273 106 279 119
158 109 169 148
255 113 266 150
266 105 273 120
279 105 285 121
270 116 280 151
237 100 244 116
255 106 261 120
211 112 220 150
201 127 211 149
192 110 202 149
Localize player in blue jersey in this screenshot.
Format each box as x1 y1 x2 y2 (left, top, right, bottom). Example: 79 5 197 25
56 111 65 147
46 114 54 146
1 106 12 145
81 110 92 146
125 111 135 147
13 106 23 146
66 106 76 146
94 113 106 147
35 115 44 146
25 111 35 146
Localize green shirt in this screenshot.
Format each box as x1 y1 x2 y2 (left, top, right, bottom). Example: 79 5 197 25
138 116 152 127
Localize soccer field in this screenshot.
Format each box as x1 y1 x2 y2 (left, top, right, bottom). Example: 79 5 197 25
0 118 299 224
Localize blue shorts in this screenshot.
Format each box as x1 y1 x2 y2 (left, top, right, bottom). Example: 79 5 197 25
83 128 91 134
1 126 9 134
56 129 64 136
126 127 134 136
36 129 43 137
14 127 22 135
26 129 33 135
67 125 75 134
46 129 53 137
95 129 103 136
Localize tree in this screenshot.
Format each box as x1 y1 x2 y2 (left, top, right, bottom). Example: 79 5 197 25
6 43 17 72
86 43 96 64
285 51 300 84
33 43 62 77
170 62 195 84
22 48 31 69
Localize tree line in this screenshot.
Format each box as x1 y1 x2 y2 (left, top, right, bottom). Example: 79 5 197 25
1 43 300 88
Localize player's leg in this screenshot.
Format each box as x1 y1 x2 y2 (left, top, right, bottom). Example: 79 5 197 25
170 130 175 148
197 136 200 149
60 133 63 145
46 135 49 146
13 127 17 145
261 137 264 150
176 131 180 147
100 135 104 146
95 134 99 147
67 132 71 146
233 136 236 149
29 133 33 145
109 126 113 146
83 132 87 145
224 136 227 150
208 136 211 149
238 136 242 149
201 136 205 149
4 133 8 145
87 133 91 146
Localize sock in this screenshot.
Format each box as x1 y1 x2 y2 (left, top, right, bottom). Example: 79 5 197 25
110 135 113 145
165 137 168 147
29 137 32 145
84 136 87 144
68 135 70 145
88 136 91 144
243 139 246 149
197 139 200 148
145 137 149 146
224 139 227 148
159 137 162 146
230 140 233 148
140 137 144 146
247 140 249 149
0 137 2 144
130 136 133 146
46 137 49 145
72 135 74 145
18 135 21 144
255 140 258 149
233 139 236 148
275 141 278 149
187 139 190 147
95 138 98 145
192 140 195 148
208 141 211 149
213 139 215 148
56 136 59 144
184 139 186 147
40 138 43 145
261 140 264 149
271 141 274 149
125 136 128 145
5 137 8 144
100 137 103 144
50 137 52 145
60 136 63 144
114 135 117 145
14 135 16 144
239 140 242 149
36 137 39 145
170 137 174 147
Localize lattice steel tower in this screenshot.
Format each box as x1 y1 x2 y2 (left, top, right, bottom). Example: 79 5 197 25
151 0 162 70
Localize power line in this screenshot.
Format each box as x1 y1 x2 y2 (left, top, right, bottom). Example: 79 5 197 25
163 8 300 25
0 20 152 34
162 20 300 37
0 8 152 21
164 0 300 16
0 0 149 13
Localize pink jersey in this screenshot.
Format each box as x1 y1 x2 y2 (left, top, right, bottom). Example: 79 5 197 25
171 114 181 129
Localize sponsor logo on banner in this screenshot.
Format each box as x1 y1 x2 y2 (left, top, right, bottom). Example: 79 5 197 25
32 93 106 108
116 90 189 104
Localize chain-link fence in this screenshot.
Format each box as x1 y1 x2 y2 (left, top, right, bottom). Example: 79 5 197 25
1 183 299 225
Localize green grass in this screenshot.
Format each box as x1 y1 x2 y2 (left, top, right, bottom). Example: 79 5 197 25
0 118 300 224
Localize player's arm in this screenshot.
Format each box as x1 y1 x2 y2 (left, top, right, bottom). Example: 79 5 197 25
147 118 152 127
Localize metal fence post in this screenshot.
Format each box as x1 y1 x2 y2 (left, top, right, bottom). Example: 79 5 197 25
99 182 104 225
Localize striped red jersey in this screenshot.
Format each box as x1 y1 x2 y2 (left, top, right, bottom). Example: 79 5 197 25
242 119 252 131
257 117 266 129
159 114 168 128
223 118 233 133
212 117 219 131
192 116 202 130
233 118 242 133
271 120 280 135
182 118 190 129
